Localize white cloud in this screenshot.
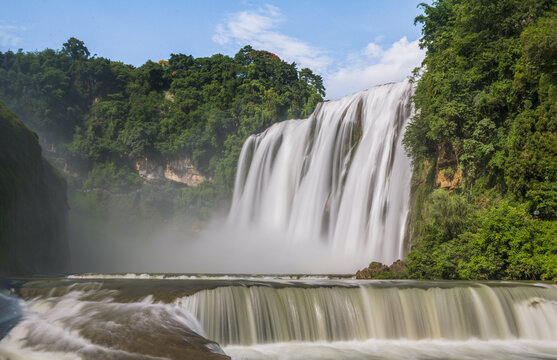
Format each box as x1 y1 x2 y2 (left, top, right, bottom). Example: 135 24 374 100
363 42 382 58
325 37 425 99
212 5 332 73
0 23 24 48
213 5 425 100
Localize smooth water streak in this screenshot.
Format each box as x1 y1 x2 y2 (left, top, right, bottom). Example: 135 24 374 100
229 81 414 265
178 282 557 346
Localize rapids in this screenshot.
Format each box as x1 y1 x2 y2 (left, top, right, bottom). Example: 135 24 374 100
1 277 557 360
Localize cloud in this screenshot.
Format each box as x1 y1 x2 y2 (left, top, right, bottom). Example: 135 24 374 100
325 37 425 99
363 42 382 58
213 5 425 100
212 5 331 73
0 22 24 48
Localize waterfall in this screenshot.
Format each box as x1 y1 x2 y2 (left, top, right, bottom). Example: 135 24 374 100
178 282 557 346
229 81 414 264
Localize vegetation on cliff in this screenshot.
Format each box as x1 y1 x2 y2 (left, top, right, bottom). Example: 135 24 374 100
0 41 325 222
394 0 557 281
0 101 69 275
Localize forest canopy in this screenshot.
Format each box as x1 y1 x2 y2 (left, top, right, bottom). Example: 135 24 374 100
0 40 325 198
398 0 557 280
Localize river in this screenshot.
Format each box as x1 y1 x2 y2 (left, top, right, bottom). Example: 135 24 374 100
1 275 557 359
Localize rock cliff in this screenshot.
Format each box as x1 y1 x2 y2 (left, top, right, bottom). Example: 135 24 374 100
135 155 206 187
0 101 69 275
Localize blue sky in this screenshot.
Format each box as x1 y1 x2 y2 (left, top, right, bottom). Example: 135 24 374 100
1 0 429 99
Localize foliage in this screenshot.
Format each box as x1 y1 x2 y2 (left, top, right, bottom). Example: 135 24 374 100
402 0 557 280
83 161 143 193
405 194 557 281
356 260 408 279
0 101 69 275
0 41 325 219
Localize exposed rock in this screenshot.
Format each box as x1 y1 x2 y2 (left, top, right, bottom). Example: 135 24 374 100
164 90 175 102
355 268 371 279
38 137 86 181
389 259 407 273
434 166 461 190
135 155 206 187
13 279 230 360
434 144 461 190
356 260 407 279
0 101 70 275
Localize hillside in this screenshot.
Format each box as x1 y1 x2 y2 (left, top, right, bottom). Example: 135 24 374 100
0 101 69 275
0 42 325 225
358 0 557 280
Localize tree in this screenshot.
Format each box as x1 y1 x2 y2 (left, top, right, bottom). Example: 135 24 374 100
61 37 90 61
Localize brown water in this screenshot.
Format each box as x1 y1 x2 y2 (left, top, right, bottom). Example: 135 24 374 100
1 275 557 360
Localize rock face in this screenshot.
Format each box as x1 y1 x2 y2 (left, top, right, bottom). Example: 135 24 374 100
38 137 86 181
0 101 69 275
433 144 461 190
135 155 206 187
356 260 408 279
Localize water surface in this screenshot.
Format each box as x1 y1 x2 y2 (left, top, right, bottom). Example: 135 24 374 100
1 275 556 360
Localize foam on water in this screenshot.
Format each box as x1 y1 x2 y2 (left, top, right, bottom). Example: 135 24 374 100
67 273 355 281
177 282 557 346
0 288 226 360
224 339 557 360
2 279 557 359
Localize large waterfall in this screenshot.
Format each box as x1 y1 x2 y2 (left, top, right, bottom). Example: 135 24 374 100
229 81 413 264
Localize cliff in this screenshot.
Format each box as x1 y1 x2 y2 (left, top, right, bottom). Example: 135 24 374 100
394 0 557 281
135 155 206 187
0 101 69 275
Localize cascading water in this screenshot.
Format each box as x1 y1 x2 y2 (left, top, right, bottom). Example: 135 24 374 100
4 85 555 360
3 277 557 360
229 81 414 265
178 282 557 347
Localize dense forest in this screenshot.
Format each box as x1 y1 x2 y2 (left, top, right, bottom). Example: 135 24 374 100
359 0 557 281
1 0 555 280
0 42 324 223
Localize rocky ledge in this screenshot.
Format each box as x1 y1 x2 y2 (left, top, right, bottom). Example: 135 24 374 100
356 260 408 279
135 155 206 187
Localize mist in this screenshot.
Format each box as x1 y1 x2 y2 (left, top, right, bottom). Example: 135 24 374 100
68 203 367 275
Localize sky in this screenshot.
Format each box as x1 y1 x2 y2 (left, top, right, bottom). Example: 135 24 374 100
1 0 429 99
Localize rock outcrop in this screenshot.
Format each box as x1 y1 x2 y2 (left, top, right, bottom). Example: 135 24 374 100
135 155 206 187
0 101 69 275
356 260 408 279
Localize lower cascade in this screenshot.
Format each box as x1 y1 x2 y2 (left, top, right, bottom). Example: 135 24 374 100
229 81 414 264
3 278 557 359
178 282 557 346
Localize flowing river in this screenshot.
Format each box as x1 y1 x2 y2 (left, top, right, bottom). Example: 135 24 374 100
1 275 557 359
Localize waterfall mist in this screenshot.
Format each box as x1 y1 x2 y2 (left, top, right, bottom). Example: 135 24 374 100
68 81 414 274
229 81 414 268
69 211 367 274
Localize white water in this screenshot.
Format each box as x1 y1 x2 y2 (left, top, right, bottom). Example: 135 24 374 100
178 282 557 347
224 339 557 360
0 287 222 360
2 279 557 359
229 81 414 265
67 273 354 281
